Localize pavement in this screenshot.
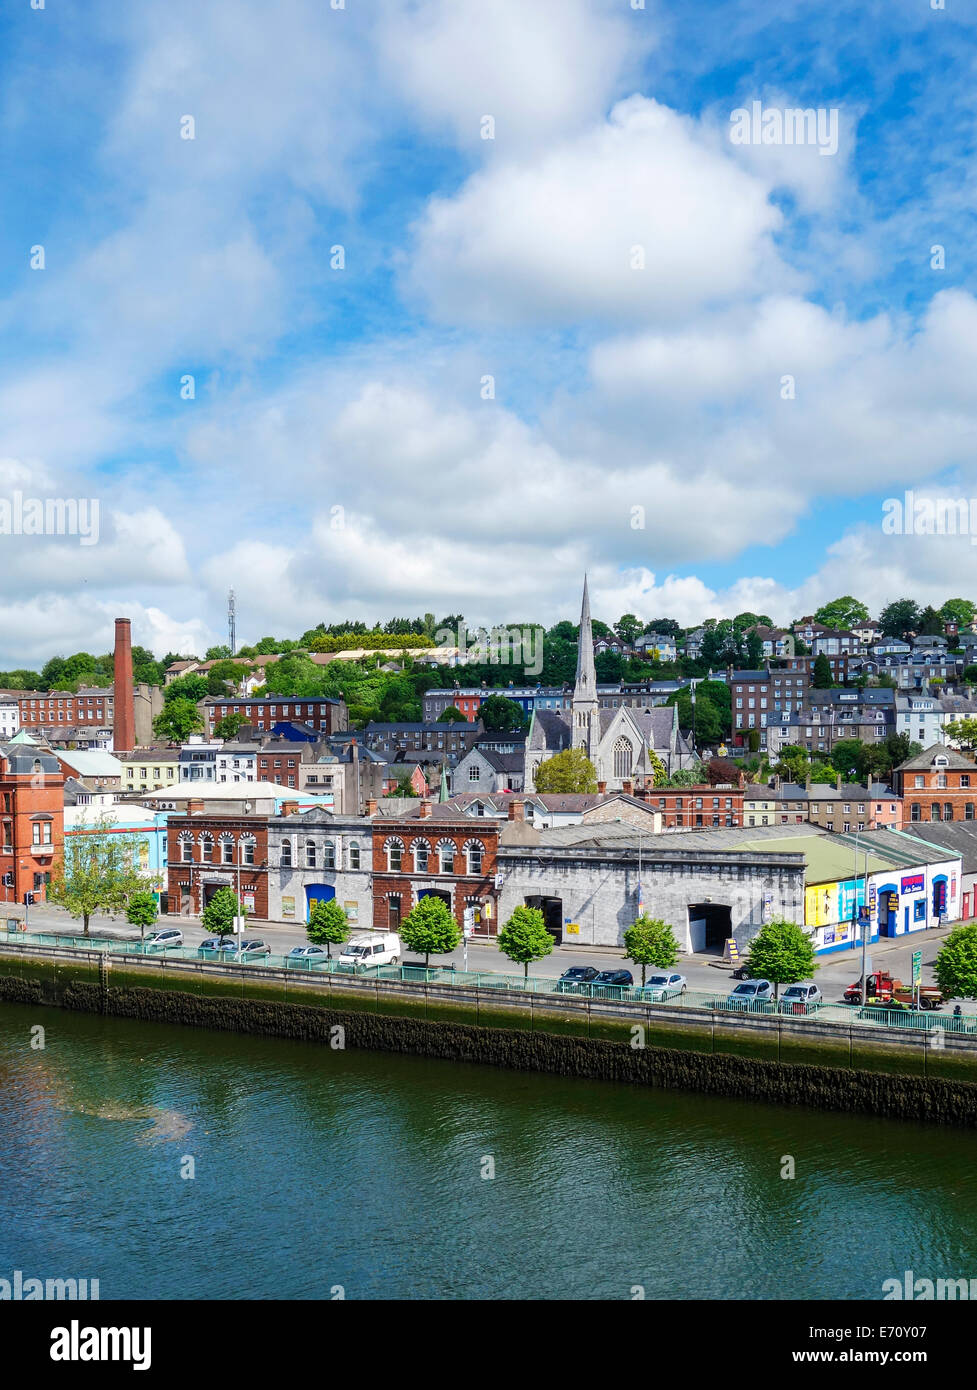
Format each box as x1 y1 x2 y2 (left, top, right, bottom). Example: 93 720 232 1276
2 904 970 1009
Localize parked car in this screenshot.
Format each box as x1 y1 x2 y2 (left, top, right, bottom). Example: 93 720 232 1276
592 969 634 990
143 928 183 952
337 933 401 972
779 982 822 1014
197 936 236 957
557 965 600 994
287 945 330 963
637 972 687 1001
236 938 270 959
722 979 773 1010
731 963 759 981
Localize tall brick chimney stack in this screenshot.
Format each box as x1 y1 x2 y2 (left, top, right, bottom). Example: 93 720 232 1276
113 617 136 752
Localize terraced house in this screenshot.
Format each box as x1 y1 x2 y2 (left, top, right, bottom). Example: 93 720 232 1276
371 801 500 935
893 744 977 825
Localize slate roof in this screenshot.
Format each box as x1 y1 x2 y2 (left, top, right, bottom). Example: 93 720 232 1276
895 743 976 772
889 823 977 875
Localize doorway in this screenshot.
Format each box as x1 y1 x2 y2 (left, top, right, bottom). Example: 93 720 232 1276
688 903 732 954
524 895 563 944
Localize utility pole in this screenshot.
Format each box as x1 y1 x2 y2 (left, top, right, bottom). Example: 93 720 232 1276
228 588 236 657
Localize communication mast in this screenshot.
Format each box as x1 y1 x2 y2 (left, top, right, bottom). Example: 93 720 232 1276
228 588 237 656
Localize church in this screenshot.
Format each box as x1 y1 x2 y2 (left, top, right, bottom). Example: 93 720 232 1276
524 577 697 792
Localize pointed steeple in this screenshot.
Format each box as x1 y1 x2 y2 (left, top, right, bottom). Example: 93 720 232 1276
574 574 598 704
438 761 449 802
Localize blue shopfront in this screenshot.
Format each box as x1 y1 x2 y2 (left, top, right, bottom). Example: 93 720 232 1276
305 883 335 920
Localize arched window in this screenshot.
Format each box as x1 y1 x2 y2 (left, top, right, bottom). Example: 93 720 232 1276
464 840 484 875
414 839 430 872
385 838 404 872
613 738 633 780
241 837 256 866
930 803 941 822
348 840 360 870
305 839 316 868
280 838 293 868
178 830 194 863
322 839 336 870
437 840 455 874
219 833 235 864
199 832 214 862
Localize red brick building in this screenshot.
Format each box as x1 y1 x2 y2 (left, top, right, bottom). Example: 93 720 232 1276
165 804 270 918
893 744 977 825
205 697 347 737
371 802 500 934
0 746 64 906
638 784 745 830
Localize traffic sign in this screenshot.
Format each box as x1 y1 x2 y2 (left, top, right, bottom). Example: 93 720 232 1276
912 950 922 984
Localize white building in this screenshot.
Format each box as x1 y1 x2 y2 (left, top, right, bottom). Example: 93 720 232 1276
0 701 19 739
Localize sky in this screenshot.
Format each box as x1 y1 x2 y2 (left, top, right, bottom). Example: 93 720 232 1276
2 0 977 664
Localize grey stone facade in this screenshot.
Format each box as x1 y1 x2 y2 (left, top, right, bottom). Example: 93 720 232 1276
497 838 805 952
266 807 374 928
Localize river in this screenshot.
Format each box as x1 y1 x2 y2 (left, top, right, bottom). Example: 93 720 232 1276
1 1003 975 1300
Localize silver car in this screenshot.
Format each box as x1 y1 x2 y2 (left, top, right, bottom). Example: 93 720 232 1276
723 979 773 1010
143 928 183 952
779 982 822 1014
638 972 687 1001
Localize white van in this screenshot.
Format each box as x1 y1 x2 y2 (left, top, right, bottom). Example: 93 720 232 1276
337 932 401 972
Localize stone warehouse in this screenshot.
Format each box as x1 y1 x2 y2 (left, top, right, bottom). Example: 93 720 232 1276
495 823 807 952
266 805 374 929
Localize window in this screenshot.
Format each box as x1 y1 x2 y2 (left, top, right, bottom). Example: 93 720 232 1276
465 841 484 875
945 804 954 821
914 775 924 788
305 839 316 868
910 803 921 821
438 841 454 874
348 841 360 870
468 764 480 782
967 804 975 821
221 838 234 864
931 803 941 822
385 839 403 872
281 839 293 868
181 839 194 862
937 774 948 789
322 840 336 870
414 840 430 872
200 836 214 862
613 738 633 780
242 839 256 866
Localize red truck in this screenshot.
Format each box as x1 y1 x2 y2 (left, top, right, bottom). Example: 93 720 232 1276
844 971 944 1009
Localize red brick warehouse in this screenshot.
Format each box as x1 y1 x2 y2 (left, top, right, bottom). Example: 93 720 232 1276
165 803 270 918
0 746 64 906
371 802 500 935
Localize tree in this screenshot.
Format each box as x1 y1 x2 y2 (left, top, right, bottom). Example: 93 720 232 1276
399 894 462 968
742 919 817 1001
830 739 867 779
163 673 209 704
812 653 833 688
963 665 977 684
809 761 838 784
879 599 922 639
647 749 667 786
732 611 772 632
623 915 679 986
814 597 870 630
533 748 598 793
497 905 554 979
205 645 232 660
745 631 764 668
214 713 246 740
700 620 744 667
307 898 350 958
153 698 203 742
437 705 467 723
941 599 976 630
614 614 642 646
477 694 529 731
646 618 681 638
385 773 419 798
201 886 242 939
945 718 977 752
774 744 810 783
665 765 704 787
917 604 943 637
125 890 159 942
48 817 146 937
933 924 977 1000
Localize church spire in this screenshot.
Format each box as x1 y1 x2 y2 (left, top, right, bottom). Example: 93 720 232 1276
574 573 598 704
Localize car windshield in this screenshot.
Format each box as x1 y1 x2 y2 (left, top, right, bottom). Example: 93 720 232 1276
648 976 669 985
345 945 367 956
784 987 802 997
735 984 756 994
564 968 587 978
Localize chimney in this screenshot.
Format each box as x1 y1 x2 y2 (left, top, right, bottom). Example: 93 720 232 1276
186 798 204 816
281 801 299 817
419 799 432 819
508 798 525 821
366 798 378 817
597 780 607 794
836 773 842 791
622 779 633 796
804 774 811 793
113 617 135 752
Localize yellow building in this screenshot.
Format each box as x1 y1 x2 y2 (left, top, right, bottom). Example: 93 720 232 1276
116 748 181 793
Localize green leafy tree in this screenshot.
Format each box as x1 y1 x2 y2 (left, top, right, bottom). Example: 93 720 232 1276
533 747 598 793
477 694 529 731
437 705 467 723
497 905 554 979
917 604 944 636
742 919 817 1001
964 665 977 684
153 698 204 742
814 597 870 630
399 894 462 968
945 718 977 752
647 749 667 786
830 739 868 779
941 599 976 630
879 599 922 640
812 653 833 688
809 761 838 784
933 924 977 1000
665 765 704 787
48 816 146 937
385 773 419 798
201 886 243 938
623 914 679 986
205 645 232 660
214 713 246 740
125 890 159 942
614 614 642 646
773 744 810 783
163 673 209 704
307 898 350 957
733 611 772 632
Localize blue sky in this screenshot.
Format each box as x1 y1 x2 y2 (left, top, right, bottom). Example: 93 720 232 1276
1 0 977 664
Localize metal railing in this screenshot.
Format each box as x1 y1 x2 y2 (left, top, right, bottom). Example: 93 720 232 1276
1 925 975 1033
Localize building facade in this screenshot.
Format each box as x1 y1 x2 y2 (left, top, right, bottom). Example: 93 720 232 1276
266 806 373 927
371 804 500 935
0 744 64 906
